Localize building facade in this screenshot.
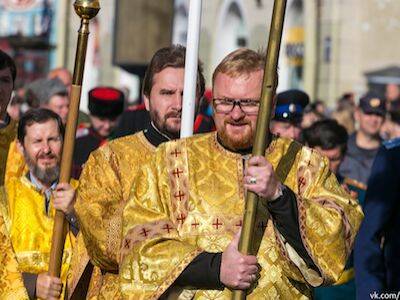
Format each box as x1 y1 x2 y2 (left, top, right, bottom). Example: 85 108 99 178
7 0 398 109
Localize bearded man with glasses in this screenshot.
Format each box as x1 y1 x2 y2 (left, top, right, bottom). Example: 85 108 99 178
120 48 363 299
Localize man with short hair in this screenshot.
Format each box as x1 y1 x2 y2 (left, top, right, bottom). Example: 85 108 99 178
339 92 386 186
303 119 361 299
48 67 72 91
120 48 363 299
0 108 77 299
26 78 70 124
5 78 69 185
48 67 91 124
67 45 205 299
270 89 309 140
303 119 348 177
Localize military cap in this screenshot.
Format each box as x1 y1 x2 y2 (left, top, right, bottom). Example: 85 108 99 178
274 89 310 123
88 86 124 118
359 92 386 116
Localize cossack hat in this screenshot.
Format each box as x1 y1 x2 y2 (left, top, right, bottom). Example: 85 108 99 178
88 86 124 118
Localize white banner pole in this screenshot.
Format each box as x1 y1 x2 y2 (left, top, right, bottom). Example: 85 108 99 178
180 0 202 138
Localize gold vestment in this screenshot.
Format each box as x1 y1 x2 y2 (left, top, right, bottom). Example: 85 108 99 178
70 132 156 299
4 140 27 186
0 120 17 186
1 176 76 299
0 207 28 300
120 132 364 299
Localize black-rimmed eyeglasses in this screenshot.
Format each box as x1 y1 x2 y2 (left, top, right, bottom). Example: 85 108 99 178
213 98 260 115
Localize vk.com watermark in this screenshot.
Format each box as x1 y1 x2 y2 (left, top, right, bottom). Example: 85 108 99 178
370 291 400 300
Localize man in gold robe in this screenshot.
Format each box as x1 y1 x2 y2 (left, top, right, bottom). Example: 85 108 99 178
0 49 28 300
0 108 78 299
120 48 364 299
0 210 28 300
68 45 205 299
0 50 17 186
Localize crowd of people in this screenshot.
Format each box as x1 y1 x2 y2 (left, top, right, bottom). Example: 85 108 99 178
0 44 398 300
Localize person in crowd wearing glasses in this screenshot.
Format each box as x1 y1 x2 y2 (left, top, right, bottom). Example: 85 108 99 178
270 89 310 141
119 48 363 299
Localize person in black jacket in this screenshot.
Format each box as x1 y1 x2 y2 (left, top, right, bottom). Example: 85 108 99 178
355 137 400 299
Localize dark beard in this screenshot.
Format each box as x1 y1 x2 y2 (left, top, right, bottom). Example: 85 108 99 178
24 151 60 186
150 109 181 139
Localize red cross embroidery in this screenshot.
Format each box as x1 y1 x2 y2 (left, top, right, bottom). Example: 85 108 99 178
174 191 185 201
191 220 200 228
163 223 173 233
298 177 307 189
213 218 223 229
171 149 181 158
172 168 184 178
140 227 150 237
235 220 243 227
177 214 186 224
124 239 131 249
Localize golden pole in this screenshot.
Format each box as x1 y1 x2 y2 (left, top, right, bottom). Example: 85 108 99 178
48 0 100 277
232 0 287 299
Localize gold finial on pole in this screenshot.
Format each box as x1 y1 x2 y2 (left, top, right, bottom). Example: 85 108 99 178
48 0 100 278
74 0 100 20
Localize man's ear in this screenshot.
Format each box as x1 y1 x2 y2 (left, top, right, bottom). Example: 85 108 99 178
143 94 150 112
16 140 24 156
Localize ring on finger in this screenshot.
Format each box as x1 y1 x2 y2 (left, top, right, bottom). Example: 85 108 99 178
249 177 257 184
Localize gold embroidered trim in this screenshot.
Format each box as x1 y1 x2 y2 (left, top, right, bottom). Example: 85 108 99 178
165 140 190 229
120 219 176 262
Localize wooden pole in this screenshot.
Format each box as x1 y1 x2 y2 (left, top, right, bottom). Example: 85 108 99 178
48 0 100 277
232 0 287 299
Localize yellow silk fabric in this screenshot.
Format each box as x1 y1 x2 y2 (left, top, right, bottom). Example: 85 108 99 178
0 205 28 300
120 132 364 300
1 176 76 294
71 132 155 298
4 140 27 187
0 120 17 186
